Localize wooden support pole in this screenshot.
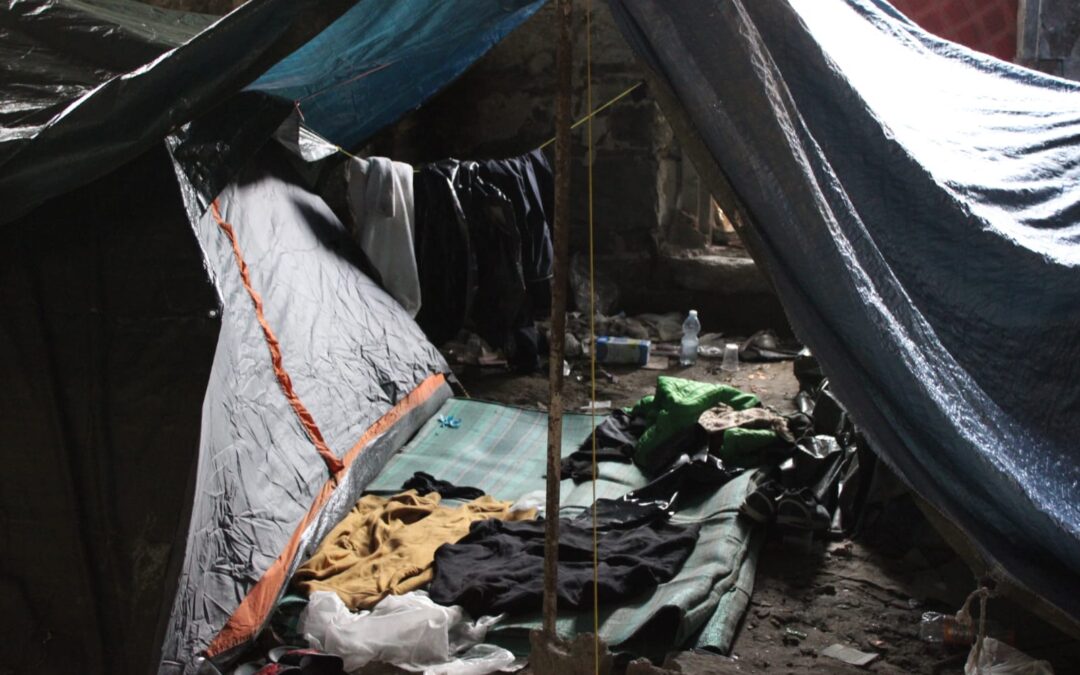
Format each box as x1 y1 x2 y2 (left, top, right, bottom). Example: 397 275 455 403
543 0 574 638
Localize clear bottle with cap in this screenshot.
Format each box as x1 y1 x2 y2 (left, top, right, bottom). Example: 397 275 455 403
680 310 701 366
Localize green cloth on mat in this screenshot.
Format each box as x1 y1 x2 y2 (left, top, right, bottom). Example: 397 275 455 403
630 376 759 470
365 397 762 657
721 427 783 468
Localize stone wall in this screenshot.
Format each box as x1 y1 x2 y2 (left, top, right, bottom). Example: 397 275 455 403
364 3 662 257
361 3 786 330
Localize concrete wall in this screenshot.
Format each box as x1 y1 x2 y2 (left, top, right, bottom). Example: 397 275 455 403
1018 0 1080 79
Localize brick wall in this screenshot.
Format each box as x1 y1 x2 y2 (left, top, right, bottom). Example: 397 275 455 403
891 0 1019 61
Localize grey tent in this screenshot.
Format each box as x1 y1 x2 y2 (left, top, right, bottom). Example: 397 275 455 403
0 1 543 672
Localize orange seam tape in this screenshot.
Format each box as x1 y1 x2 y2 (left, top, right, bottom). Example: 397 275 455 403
210 200 344 476
205 372 446 657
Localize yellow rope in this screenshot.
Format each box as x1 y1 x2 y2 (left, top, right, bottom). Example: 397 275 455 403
333 81 641 163
586 0 600 672
538 81 643 151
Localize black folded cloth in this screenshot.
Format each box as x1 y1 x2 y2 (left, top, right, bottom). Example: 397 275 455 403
429 516 700 617
401 471 485 500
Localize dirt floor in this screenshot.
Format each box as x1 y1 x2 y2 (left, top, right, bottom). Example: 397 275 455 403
453 350 1080 674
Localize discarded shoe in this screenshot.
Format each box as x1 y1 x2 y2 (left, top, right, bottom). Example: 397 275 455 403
741 479 783 523
776 488 830 531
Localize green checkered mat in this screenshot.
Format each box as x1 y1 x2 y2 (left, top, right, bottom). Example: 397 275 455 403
366 398 760 656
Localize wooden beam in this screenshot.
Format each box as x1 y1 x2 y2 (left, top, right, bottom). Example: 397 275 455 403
543 0 574 637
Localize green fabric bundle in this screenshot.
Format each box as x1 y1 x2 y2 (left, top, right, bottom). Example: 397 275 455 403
630 376 759 470
719 427 783 468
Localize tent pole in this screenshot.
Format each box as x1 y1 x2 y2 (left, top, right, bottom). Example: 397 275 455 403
543 0 574 638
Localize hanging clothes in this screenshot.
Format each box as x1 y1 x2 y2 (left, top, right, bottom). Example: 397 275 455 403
476 149 555 315
413 161 476 346
413 150 554 371
454 161 527 351
346 156 422 316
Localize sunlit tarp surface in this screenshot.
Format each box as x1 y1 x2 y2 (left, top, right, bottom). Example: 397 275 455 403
608 0 1080 621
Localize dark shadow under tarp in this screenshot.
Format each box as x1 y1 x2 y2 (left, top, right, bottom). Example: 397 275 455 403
607 0 1080 626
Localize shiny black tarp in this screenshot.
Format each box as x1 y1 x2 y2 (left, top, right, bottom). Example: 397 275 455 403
0 147 220 675
0 0 357 225
608 0 1080 623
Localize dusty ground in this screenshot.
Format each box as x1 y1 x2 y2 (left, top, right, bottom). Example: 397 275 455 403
453 350 1080 674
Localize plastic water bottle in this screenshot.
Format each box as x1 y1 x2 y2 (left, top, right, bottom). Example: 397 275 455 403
680 310 700 366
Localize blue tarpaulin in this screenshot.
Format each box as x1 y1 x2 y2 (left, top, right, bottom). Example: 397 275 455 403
607 0 1080 622
248 0 545 152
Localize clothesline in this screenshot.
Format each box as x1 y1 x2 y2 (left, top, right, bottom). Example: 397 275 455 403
329 80 645 164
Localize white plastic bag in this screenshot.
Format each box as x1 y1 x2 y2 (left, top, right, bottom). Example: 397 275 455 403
965 638 1054 675
300 590 515 675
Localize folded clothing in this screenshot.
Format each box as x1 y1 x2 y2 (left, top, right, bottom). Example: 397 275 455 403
631 376 759 473
294 491 536 610
429 516 700 617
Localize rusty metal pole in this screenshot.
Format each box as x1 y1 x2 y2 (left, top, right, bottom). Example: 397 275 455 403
543 0 573 638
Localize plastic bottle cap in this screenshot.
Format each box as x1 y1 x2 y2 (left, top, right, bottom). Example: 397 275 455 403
689 309 698 316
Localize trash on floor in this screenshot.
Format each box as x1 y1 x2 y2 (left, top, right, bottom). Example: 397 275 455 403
821 643 880 667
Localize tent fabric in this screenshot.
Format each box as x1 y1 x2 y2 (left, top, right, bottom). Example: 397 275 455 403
159 147 451 672
606 0 1080 622
365 398 761 657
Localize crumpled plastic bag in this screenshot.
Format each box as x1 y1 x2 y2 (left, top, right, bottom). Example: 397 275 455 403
301 590 516 674
965 638 1054 675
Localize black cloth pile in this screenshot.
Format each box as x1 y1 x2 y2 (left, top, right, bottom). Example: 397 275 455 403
431 448 741 617
413 150 554 371
401 471 485 501
429 515 700 617
559 409 646 482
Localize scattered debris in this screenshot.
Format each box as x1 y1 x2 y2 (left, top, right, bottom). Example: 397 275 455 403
530 629 613 675
644 356 671 370
437 415 462 429
821 643 880 667
581 400 612 412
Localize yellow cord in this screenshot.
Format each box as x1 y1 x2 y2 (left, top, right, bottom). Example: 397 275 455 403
538 81 643 151
586 0 600 671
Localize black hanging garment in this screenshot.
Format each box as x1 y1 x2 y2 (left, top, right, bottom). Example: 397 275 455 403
413 151 554 371
413 161 476 346
476 149 555 315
